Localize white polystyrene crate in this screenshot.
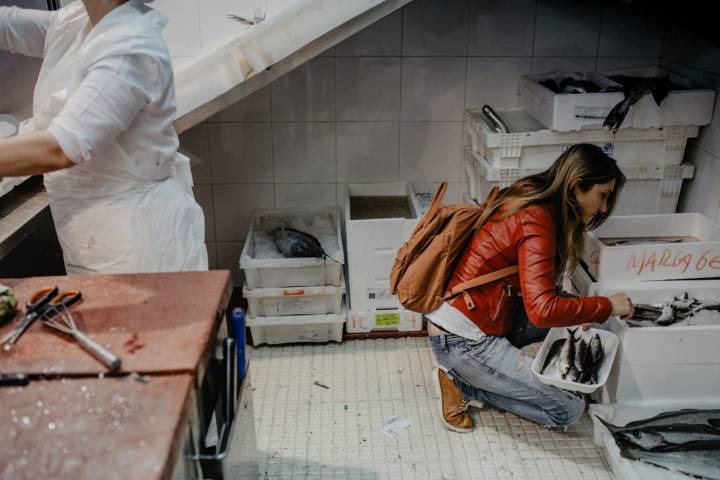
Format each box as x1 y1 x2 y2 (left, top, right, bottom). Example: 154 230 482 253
240 207 344 289
348 279 400 311
346 308 423 333
590 402 720 480
464 147 694 215
246 307 345 345
344 183 421 254
464 108 697 169
583 213 720 282
530 327 619 394
243 279 345 317
600 67 716 129
601 359 720 404
519 72 627 131
592 281 720 366
347 251 396 283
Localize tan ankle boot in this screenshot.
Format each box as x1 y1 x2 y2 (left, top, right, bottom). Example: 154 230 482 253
433 367 474 433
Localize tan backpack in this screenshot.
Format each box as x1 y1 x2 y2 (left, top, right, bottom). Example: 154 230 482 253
389 181 518 314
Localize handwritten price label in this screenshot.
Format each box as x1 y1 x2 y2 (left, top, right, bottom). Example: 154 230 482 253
625 249 720 276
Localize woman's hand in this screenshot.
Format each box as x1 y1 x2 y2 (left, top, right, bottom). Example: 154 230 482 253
609 292 634 319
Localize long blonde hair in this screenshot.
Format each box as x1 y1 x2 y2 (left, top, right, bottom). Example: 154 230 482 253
476 144 626 279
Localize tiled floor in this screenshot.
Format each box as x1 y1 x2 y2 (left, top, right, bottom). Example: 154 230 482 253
250 337 614 480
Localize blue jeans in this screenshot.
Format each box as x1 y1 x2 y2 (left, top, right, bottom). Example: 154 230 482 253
430 332 586 427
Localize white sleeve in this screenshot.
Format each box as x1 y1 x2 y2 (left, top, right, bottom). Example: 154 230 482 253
46 52 163 164
0 6 55 57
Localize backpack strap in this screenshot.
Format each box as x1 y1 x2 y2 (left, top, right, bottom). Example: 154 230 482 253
425 181 448 220
442 265 519 300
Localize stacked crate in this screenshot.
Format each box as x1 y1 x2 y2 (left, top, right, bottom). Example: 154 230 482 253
464 67 715 215
569 213 720 405
570 214 720 480
344 183 424 333
239 207 346 345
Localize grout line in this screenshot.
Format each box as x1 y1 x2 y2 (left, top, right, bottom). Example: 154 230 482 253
594 0 604 71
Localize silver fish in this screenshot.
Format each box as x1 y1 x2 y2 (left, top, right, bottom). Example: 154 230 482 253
622 447 720 479
655 303 676 325
558 328 577 379
541 338 565 374
617 428 720 452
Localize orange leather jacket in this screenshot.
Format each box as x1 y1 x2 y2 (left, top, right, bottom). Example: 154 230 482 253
447 202 612 336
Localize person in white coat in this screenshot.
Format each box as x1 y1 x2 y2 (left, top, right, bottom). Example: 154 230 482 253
0 0 208 274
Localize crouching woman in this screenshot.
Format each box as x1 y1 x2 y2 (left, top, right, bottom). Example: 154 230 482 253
429 143 634 432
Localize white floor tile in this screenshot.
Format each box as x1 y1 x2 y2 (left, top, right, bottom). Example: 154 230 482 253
250 337 613 479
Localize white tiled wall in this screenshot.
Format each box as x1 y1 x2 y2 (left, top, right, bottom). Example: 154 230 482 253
660 27 720 224
178 0 686 283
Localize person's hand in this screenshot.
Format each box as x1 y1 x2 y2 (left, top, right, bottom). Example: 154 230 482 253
609 292 634 319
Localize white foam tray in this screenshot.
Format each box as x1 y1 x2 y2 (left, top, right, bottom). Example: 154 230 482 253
599 66 716 129
240 207 344 289
530 327 619 394
518 72 627 131
583 213 720 282
344 182 421 254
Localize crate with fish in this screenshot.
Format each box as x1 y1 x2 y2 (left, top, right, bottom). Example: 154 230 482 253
240 207 344 289
592 281 720 404
345 307 423 334
600 66 716 129
464 146 694 215
344 182 421 255
518 72 626 131
464 107 697 169
530 326 619 394
242 279 345 317
589 402 720 480
582 213 720 283
246 305 346 345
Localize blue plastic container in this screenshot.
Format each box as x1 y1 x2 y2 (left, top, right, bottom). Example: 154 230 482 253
230 307 248 380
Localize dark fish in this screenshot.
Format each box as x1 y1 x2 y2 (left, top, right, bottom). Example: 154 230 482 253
574 338 587 374
604 75 670 133
597 410 720 477
578 339 595 384
272 227 339 263
598 409 720 436
541 338 566 374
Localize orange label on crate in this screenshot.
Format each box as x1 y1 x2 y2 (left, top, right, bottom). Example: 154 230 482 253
282 288 305 296
375 313 401 326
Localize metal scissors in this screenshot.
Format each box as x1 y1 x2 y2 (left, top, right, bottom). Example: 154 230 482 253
0 286 75 348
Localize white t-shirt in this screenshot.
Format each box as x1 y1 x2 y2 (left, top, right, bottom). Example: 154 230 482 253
426 301 487 341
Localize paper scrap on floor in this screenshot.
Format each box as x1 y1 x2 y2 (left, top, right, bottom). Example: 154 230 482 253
379 415 411 438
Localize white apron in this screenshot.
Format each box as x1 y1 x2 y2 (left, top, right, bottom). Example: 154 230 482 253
33 1 207 275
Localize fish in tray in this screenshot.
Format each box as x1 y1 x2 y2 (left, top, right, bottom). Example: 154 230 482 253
272 227 339 263
541 329 604 385
597 409 720 479
627 292 720 328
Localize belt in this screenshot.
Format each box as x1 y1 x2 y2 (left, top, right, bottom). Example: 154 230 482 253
427 321 450 337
